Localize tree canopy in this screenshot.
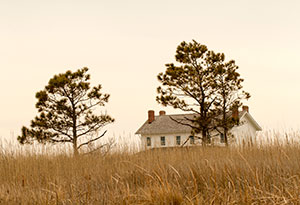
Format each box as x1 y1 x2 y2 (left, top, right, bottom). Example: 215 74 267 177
157 40 249 145
18 67 114 155
212 54 250 145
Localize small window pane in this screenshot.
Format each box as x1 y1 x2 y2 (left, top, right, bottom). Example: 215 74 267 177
147 137 151 146
161 136 166 146
220 133 225 143
176 136 181 145
190 136 194 144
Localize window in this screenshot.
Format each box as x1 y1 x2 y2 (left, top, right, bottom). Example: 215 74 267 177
146 137 151 146
190 136 194 144
176 136 181 145
161 136 166 146
220 133 225 143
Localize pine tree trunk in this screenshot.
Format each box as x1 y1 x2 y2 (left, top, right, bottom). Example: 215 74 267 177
202 129 208 146
224 128 229 146
73 138 79 156
72 101 78 156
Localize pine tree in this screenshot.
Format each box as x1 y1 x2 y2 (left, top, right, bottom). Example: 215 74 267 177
212 58 250 145
18 68 114 155
157 40 249 145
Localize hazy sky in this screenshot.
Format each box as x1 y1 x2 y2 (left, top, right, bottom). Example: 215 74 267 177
1 0 300 143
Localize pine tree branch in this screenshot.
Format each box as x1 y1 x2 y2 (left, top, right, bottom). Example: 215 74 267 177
77 130 107 149
76 122 108 138
169 116 199 130
51 139 72 143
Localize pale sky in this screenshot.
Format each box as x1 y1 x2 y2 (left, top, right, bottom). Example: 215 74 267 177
1 0 300 144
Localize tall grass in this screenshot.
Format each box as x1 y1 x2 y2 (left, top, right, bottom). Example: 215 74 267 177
1 139 300 204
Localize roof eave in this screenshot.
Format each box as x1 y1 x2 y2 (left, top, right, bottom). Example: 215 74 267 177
135 131 192 135
242 112 262 131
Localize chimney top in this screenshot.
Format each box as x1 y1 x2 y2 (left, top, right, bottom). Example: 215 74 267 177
148 110 155 123
242 106 249 113
159 110 166 116
232 107 239 121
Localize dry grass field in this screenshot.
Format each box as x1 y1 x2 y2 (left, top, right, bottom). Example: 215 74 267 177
1 141 300 204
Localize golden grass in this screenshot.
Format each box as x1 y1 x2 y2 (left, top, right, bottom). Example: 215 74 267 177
1 144 300 204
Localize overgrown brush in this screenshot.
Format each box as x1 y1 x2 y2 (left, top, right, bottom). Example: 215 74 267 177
1 144 300 204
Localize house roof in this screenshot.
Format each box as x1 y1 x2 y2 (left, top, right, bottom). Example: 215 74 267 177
135 113 195 135
135 110 253 135
240 112 262 131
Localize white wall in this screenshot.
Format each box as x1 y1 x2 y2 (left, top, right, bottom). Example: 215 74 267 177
140 133 200 149
231 115 258 145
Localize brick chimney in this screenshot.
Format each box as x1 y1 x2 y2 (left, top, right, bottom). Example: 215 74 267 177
148 110 155 123
159 110 166 116
242 105 249 113
232 107 239 121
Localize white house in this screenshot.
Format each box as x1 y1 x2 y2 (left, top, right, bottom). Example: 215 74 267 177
135 106 262 149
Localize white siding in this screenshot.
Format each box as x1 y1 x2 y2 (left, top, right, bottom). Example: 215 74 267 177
231 115 258 145
140 133 199 149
